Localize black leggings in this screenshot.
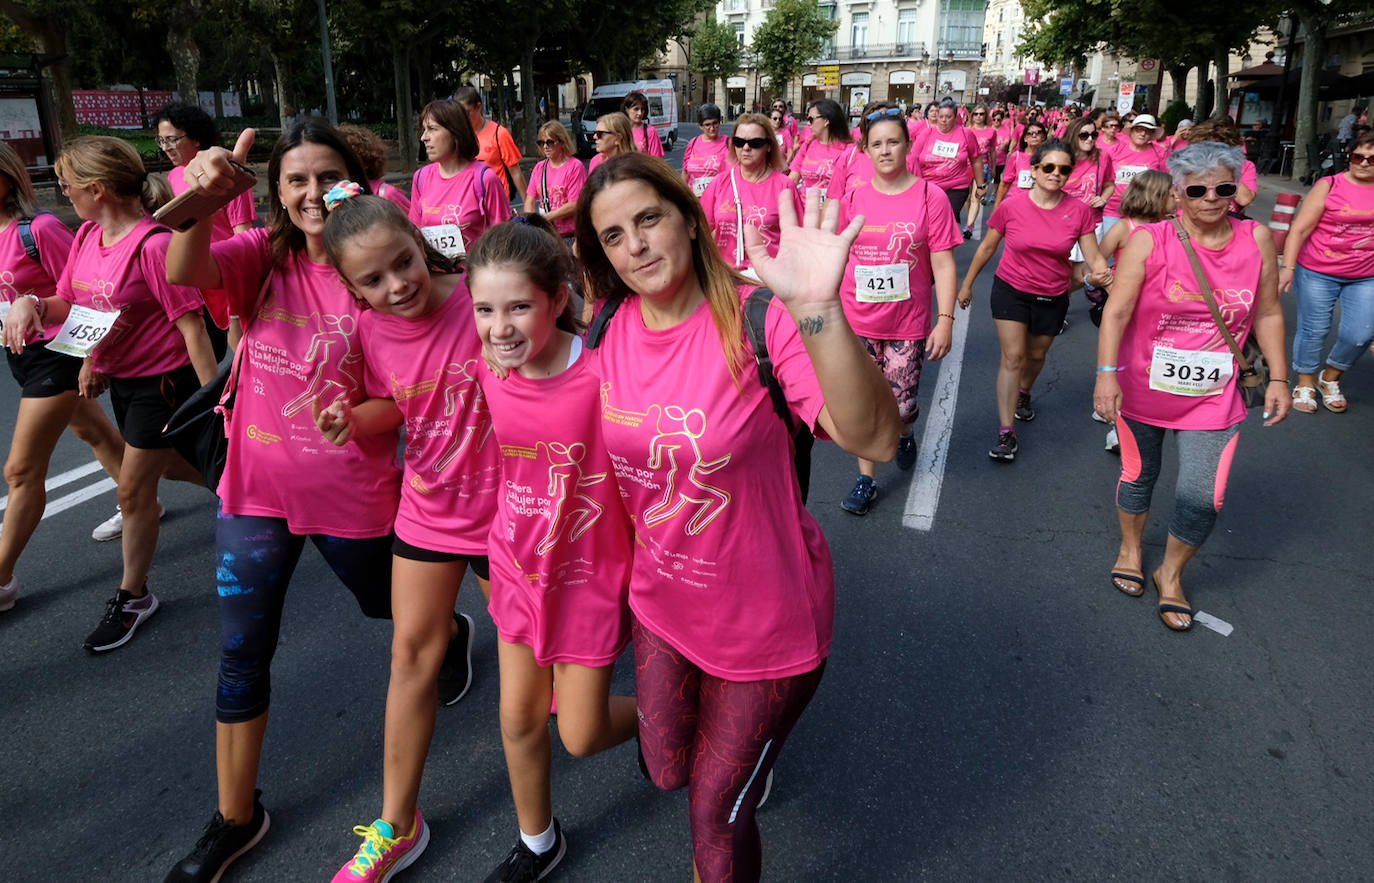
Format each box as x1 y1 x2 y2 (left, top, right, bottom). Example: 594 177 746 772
215 508 393 723
943 187 970 226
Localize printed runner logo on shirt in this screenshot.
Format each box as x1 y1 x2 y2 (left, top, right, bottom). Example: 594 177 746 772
277 312 361 417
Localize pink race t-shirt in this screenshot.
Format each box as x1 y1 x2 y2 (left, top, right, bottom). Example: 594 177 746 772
909 126 980 191
1231 160 1259 215
480 348 633 667
824 145 874 203
529 157 588 237
775 128 796 158
372 180 412 216
988 192 1095 296
1298 173 1374 278
359 281 499 554
1064 152 1116 222
700 168 802 271
408 161 512 250
969 127 997 166
789 138 850 198
631 123 665 157
836 179 963 340
1118 219 1261 431
682 135 732 197
596 295 832 680
994 122 1014 165
906 118 926 141
1104 140 1168 217
57 218 204 377
1003 151 1036 191
213 229 400 535
0 212 74 342
168 165 257 242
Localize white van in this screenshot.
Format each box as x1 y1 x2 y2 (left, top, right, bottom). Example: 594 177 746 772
577 79 679 157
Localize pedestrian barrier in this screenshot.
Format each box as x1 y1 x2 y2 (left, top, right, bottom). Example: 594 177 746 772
1269 192 1299 255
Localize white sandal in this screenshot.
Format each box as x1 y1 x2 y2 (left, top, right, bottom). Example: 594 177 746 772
1292 385 1318 413
1316 377 1348 413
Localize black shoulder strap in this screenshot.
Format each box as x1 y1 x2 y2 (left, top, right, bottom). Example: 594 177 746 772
585 296 624 349
17 209 54 263
742 287 796 433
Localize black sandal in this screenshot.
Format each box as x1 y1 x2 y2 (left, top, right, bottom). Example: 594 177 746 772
1111 571 1145 597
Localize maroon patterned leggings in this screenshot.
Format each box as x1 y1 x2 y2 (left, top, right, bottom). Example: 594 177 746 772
633 619 826 882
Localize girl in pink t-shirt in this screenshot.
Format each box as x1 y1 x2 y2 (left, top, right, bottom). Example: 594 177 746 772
788 98 853 200
467 216 637 880
1094 142 1290 631
957 138 1113 462
5 136 217 654
577 153 901 882
161 121 405 883
623 91 666 157
700 113 803 276
0 142 125 611
833 105 963 514
313 186 499 878
524 120 588 239
410 98 512 258
681 104 731 198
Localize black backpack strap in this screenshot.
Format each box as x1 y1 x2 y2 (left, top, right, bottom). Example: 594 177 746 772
585 296 624 349
17 209 52 263
742 288 796 434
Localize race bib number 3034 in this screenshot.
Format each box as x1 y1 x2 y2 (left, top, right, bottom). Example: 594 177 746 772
48 304 121 358
1148 345 1233 396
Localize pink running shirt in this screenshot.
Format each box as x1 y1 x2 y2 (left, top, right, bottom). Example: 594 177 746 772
824 145 875 203
0 212 74 341
409 162 512 250
987 192 1095 296
789 138 850 199
480 349 633 667
212 229 401 535
1118 218 1261 430
1064 152 1116 222
57 218 204 377
359 279 499 554
1298 173 1374 278
595 295 832 680
836 179 963 340
909 126 980 191
699 169 802 271
372 180 412 216
631 123 665 157
529 157 588 237
1104 140 1168 218
682 135 732 198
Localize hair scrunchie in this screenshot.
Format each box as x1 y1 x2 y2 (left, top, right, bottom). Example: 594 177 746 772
323 180 365 212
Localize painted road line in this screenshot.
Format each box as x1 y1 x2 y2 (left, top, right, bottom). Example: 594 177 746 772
1193 611 1234 637
0 460 106 512
39 478 117 520
903 306 971 531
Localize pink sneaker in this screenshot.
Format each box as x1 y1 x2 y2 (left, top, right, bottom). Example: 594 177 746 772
331 808 429 882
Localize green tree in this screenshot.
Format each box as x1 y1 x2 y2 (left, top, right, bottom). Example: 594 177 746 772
563 0 712 82
0 0 99 139
750 0 835 102
692 17 740 104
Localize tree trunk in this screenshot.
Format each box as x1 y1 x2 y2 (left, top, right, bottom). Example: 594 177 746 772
165 2 203 105
271 50 292 131
1168 65 1188 107
520 42 539 153
393 44 417 171
1196 61 1212 118
1292 20 1326 181
0 1 79 142
1213 44 1229 118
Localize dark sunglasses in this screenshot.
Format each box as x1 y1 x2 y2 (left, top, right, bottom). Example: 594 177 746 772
1183 182 1238 199
807 115 823 122
1349 153 1374 166
865 107 903 122
1077 131 1099 140
592 131 612 140
1037 162 1074 175
1026 129 1047 137
536 139 556 147
732 136 768 149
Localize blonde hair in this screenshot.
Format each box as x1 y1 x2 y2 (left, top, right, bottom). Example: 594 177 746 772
729 112 783 170
55 136 163 213
596 112 637 156
1118 169 1174 220
538 120 576 156
0 141 39 219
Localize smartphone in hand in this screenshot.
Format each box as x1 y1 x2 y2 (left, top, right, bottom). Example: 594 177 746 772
154 160 257 231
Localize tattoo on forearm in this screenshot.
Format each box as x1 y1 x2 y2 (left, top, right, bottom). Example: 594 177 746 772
798 315 824 336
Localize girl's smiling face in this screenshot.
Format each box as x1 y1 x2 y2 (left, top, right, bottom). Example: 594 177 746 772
470 265 568 375
335 224 436 318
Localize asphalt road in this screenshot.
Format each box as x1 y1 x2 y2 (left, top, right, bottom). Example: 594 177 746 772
4 141 1372 882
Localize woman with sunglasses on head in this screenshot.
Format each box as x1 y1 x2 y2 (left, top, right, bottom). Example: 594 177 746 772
832 104 962 515
992 121 1047 212
910 99 986 236
579 150 898 883
1094 143 1290 630
1281 132 1374 414
589 111 636 172
0 141 127 613
410 98 512 259
622 91 665 158
4 137 217 648
682 103 730 198
957 139 1113 461
700 113 803 279
789 98 852 201
524 120 587 243
160 122 405 883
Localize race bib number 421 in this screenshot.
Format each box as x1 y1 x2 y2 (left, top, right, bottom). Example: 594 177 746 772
854 263 911 303
47 304 121 358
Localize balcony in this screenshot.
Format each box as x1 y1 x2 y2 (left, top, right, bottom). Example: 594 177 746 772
808 42 928 63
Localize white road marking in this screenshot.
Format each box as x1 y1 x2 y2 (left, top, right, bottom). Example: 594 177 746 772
903 307 971 531
0 460 106 512
1193 611 1234 636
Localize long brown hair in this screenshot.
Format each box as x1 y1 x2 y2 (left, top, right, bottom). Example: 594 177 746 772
574 153 748 383
468 214 582 334
267 119 372 267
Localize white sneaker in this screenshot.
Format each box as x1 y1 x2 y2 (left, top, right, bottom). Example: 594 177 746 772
1105 426 1120 453
0 576 16 612
91 502 166 542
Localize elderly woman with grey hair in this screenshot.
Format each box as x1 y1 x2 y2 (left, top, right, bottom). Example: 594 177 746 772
1092 142 1290 631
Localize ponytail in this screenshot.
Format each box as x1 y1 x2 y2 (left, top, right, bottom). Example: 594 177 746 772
142 173 174 214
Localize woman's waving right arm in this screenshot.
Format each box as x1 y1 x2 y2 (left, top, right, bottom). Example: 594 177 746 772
167 129 257 289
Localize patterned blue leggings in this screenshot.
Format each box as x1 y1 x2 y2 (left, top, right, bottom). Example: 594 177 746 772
215 509 393 723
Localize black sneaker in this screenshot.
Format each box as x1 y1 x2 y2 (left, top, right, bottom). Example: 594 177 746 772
83 589 159 653
989 430 1019 462
438 612 475 705
895 433 917 470
839 475 876 515
483 818 566 882
164 791 270 883
1014 391 1035 422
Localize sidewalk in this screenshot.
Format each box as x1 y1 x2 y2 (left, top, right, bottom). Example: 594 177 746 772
1257 173 1309 196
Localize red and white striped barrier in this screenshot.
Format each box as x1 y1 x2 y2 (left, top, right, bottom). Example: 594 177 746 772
1270 192 1300 257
